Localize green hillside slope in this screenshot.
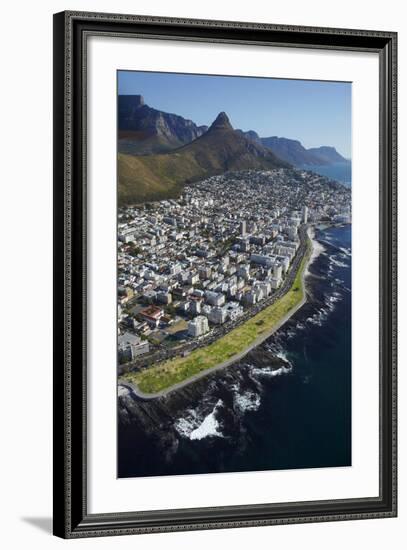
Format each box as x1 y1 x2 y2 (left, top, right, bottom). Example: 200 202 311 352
118 112 290 205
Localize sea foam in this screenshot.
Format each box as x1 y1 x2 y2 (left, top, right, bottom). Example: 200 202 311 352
234 390 261 413
252 365 292 378
189 401 223 440
175 400 224 441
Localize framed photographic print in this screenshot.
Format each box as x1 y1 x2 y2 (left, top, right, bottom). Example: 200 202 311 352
53 11 397 538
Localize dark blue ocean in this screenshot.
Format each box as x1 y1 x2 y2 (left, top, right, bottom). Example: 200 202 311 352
118 224 352 477
301 163 352 187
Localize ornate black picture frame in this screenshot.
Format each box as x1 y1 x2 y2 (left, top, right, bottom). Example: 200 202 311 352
53 10 397 538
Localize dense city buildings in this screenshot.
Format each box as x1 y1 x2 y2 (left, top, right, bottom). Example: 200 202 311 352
117 168 351 367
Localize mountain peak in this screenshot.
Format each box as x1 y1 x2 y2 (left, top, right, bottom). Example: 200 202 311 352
133 94 145 107
209 112 233 131
123 94 145 108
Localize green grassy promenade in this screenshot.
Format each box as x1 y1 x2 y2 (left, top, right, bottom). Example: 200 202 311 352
122 238 311 395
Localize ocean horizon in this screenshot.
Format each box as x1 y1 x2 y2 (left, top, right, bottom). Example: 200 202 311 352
301 162 352 187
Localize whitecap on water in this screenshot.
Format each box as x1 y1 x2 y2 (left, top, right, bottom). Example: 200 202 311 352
174 400 224 441
327 291 342 304
285 329 296 339
274 350 295 370
323 290 343 311
339 246 351 257
190 410 222 440
329 256 348 268
174 409 199 438
338 252 350 260
234 391 261 413
307 307 328 326
307 237 326 269
118 385 130 397
251 365 293 378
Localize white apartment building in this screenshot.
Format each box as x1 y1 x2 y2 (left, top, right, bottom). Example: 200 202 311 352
250 254 275 268
205 290 225 307
208 307 228 325
118 332 149 363
188 315 209 337
119 228 138 243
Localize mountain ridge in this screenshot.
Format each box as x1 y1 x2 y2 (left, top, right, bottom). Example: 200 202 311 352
118 95 349 167
237 132 349 167
118 112 290 205
118 95 208 155
306 145 349 164
117 96 350 205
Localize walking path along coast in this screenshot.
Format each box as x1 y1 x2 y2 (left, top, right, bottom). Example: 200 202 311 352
120 227 314 400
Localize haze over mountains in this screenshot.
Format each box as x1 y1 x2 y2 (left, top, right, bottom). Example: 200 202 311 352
236 132 349 167
118 95 349 205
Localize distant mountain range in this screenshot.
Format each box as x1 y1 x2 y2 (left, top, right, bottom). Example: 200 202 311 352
118 112 289 205
236 132 349 167
118 95 350 204
306 146 349 164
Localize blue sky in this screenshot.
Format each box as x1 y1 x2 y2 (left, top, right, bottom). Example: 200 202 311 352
118 71 351 159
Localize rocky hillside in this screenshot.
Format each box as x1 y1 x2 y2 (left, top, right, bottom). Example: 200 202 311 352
236 130 349 167
118 112 290 205
118 94 208 155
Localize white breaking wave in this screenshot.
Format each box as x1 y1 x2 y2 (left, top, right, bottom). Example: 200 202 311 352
275 350 294 369
330 257 348 268
307 307 329 327
190 401 223 440
118 385 130 397
274 349 290 363
324 290 343 312
175 400 224 441
339 246 351 257
252 365 292 378
234 390 261 413
308 237 325 267
312 239 325 260
174 410 199 438
305 231 325 277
